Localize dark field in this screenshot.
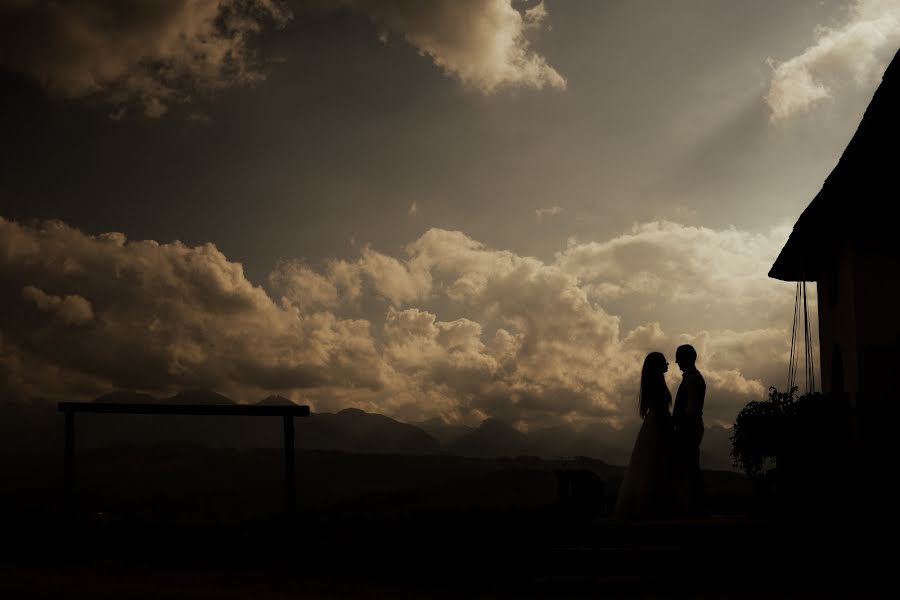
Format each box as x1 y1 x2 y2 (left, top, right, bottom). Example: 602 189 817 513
0 445 871 598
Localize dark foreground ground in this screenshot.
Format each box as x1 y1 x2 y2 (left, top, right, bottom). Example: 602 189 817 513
0 446 874 598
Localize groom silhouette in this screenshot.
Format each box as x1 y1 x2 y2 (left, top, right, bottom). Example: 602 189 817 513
673 344 706 517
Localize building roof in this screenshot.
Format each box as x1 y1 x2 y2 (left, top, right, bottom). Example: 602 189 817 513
769 48 900 281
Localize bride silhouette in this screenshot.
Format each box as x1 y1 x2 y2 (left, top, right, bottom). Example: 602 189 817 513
613 352 681 521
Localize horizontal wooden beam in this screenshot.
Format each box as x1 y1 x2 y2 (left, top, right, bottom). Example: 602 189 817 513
57 402 310 417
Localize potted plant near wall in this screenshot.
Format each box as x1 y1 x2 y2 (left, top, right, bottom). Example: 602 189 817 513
730 387 793 511
731 387 851 517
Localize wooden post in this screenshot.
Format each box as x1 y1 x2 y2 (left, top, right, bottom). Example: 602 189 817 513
283 415 296 518
57 402 309 521
64 410 75 517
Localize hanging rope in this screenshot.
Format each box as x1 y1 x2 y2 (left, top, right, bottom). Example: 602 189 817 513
788 280 816 395
788 282 800 392
803 281 816 394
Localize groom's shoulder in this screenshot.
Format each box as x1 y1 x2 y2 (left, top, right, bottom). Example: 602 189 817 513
687 369 706 387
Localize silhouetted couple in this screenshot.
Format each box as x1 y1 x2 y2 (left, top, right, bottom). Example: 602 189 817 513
614 345 706 521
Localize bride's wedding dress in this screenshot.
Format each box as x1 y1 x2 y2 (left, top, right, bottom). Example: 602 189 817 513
613 402 680 521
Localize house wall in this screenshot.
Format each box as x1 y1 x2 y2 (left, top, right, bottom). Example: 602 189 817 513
817 241 859 405
850 240 900 413
818 239 900 410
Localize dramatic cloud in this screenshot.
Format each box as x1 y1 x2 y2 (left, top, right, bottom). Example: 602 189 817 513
556 222 803 425
556 222 796 331
340 0 565 93
0 216 802 431
377 229 629 424
0 0 563 117
766 0 900 120
0 216 385 401
0 0 292 118
21 285 94 326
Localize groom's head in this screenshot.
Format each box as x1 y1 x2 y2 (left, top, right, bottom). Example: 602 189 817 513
675 344 697 372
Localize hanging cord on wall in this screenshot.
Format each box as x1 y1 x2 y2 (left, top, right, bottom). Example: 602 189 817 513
802 281 816 394
788 280 817 395
788 282 800 392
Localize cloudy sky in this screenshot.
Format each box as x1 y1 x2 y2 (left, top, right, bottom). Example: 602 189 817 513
1 0 897 432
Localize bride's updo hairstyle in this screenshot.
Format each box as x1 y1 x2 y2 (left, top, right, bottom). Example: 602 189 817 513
639 352 671 417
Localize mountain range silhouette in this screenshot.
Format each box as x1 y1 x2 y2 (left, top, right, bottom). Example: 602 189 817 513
0 389 735 469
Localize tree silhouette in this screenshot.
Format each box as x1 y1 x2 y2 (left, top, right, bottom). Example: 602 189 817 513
731 386 797 477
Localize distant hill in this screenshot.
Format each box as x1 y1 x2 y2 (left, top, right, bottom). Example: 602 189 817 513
449 418 534 457
423 416 733 470
529 423 626 461
256 395 296 406
87 392 441 455
527 424 578 458
293 408 441 455
94 391 159 404
439 419 631 466
94 389 237 406
0 392 738 469
162 389 236 405
415 416 475 447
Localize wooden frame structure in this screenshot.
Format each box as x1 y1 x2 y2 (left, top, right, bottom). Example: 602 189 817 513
57 402 310 518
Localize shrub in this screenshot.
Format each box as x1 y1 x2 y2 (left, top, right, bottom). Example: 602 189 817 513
730 386 797 477
731 387 850 478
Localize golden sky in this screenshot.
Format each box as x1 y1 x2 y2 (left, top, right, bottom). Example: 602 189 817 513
1 0 897 433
